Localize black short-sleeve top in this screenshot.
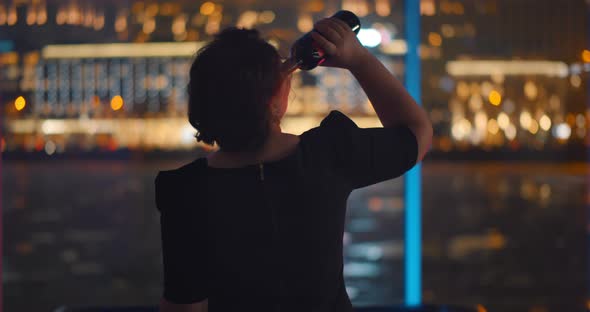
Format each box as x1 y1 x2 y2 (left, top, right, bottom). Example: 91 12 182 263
155 110 418 312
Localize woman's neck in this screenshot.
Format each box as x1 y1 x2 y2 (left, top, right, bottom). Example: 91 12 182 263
210 126 298 166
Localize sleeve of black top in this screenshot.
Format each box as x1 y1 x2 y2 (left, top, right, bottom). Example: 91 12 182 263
155 171 208 304
319 110 418 190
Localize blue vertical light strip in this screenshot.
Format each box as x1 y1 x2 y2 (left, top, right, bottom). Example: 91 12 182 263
404 0 421 306
586 0 590 304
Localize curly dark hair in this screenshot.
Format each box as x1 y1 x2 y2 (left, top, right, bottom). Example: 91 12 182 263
187 27 284 153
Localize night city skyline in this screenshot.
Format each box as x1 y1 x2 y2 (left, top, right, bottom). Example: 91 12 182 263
1 1 589 312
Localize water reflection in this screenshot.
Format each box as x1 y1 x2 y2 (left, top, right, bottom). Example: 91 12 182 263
2 161 587 311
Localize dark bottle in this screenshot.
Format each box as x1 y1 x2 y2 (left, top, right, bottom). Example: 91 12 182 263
284 10 361 72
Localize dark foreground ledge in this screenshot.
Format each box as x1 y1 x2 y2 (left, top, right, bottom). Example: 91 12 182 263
54 304 478 312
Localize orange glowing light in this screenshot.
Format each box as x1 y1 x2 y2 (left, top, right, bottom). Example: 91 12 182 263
306 0 325 12
488 90 501 106
488 230 506 249
108 139 118 151
35 138 44 151
566 113 575 126
428 32 442 47
14 96 26 111
110 95 124 111
476 304 487 312
16 242 33 255
92 96 101 108
582 50 590 63
368 197 382 212
200 2 215 16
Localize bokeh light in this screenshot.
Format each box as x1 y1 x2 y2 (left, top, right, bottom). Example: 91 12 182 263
110 95 124 111
488 90 501 106
428 32 442 47
14 96 26 111
358 28 382 47
200 2 215 16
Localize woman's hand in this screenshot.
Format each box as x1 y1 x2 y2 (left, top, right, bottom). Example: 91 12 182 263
310 17 369 70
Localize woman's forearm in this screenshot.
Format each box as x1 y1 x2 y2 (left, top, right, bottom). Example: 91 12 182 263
348 50 433 161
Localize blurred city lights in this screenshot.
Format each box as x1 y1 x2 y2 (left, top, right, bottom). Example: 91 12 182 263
93 12 104 30
447 61 569 77
456 81 469 99
7 5 16 25
539 184 551 201
375 0 391 16
143 18 156 34
420 0 436 16
491 71 505 84
497 112 509 130
26 6 37 25
487 119 499 135
524 81 537 100
441 24 455 38
305 0 325 12
342 0 369 17
582 49 590 63
145 3 159 16
115 14 128 33
44 140 56 155
529 120 539 134
576 114 585 127
378 40 408 55
539 115 552 131
200 2 216 16
570 75 581 88
43 42 203 59
1 1 585 155
358 28 382 47
549 95 561 110
476 304 488 312
258 10 275 24
428 32 442 47
110 95 124 111
480 81 493 96
553 123 571 140
469 94 483 111
205 10 222 35
297 14 313 33
505 124 516 140
519 111 532 129
41 120 66 135
451 118 472 140
37 6 48 25
236 10 258 28
488 90 501 106
0 5 6 26
171 14 187 35
14 96 26 111
474 111 487 131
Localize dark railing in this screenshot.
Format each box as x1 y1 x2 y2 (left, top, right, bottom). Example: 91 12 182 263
54 305 479 312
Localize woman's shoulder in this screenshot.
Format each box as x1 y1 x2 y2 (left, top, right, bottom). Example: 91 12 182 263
319 110 358 129
155 159 206 212
300 110 358 146
155 159 205 189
